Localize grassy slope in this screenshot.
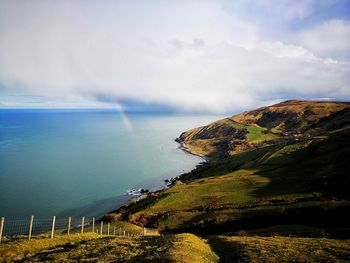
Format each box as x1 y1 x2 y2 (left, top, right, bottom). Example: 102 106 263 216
179 118 280 157
0 233 100 262
124 126 350 231
1 233 349 262
179 100 350 158
0 233 218 262
208 235 350 263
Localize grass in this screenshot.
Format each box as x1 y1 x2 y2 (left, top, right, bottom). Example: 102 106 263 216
182 119 280 157
0 233 100 262
125 127 350 231
181 100 350 157
234 224 350 239
168 233 219 262
246 125 279 143
208 235 350 263
0 233 218 262
2 232 349 262
146 170 267 214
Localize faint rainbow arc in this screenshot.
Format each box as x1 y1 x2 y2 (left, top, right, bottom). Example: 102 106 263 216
115 103 133 131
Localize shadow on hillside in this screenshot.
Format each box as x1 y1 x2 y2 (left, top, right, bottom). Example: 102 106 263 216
191 127 350 199
208 237 246 263
253 127 350 199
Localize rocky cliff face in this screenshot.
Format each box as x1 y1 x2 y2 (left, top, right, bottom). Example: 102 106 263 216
176 100 350 158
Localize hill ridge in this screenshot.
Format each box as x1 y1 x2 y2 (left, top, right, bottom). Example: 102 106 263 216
177 100 350 158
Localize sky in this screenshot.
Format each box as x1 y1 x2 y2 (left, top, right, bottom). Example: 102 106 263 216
0 0 349 113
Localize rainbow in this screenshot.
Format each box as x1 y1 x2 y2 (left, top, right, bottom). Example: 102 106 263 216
115 103 133 131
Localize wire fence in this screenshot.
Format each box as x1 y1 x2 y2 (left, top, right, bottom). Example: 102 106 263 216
0 216 147 244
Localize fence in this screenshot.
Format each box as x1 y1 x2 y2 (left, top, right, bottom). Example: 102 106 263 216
0 216 144 244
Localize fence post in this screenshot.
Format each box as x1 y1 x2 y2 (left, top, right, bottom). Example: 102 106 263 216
113 226 116 236
51 216 56 239
81 217 85 234
67 217 71 236
143 227 146 236
100 221 103 235
28 215 34 240
92 217 95 233
0 217 4 244
123 230 125 237
107 223 110 236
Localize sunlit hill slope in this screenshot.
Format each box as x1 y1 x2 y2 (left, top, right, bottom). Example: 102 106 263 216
111 100 350 234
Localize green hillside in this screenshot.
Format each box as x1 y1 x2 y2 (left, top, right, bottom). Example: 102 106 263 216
109 100 350 235
115 127 350 232
177 100 350 158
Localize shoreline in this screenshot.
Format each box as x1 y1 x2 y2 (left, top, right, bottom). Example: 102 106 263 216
177 141 209 162
101 139 209 221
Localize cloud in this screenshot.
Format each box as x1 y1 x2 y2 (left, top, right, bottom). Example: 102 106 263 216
169 38 205 50
227 0 319 21
0 1 349 112
297 19 350 61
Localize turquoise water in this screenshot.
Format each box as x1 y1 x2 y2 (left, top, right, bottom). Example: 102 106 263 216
0 110 223 219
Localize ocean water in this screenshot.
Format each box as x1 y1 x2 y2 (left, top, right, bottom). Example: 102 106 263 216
0 110 223 219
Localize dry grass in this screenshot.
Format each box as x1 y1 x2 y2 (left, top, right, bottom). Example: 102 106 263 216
1 232 349 262
167 233 218 263
0 233 217 262
209 235 350 263
0 233 100 262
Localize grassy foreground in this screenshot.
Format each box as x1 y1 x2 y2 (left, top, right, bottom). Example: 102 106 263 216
0 233 217 262
209 235 350 263
1 233 349 262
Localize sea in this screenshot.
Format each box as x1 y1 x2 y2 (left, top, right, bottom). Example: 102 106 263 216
0 110 224 219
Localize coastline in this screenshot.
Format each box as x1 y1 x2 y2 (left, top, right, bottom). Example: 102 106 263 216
177 141 209 162
100 139 208 221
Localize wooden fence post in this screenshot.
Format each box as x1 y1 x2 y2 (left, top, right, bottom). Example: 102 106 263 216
123 230 125 237
28 215 34 240
92 217 95 233
51 216 56 239
107 223 110 236
100 221 103 235
0 217 4 244
67 217 71 236
81 217 85 234
113 226 116 236
143 227 146 236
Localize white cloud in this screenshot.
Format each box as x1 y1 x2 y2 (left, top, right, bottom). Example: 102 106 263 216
245 0 318 21
257 41 317 59
0 1 349 112
297 19 350 60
